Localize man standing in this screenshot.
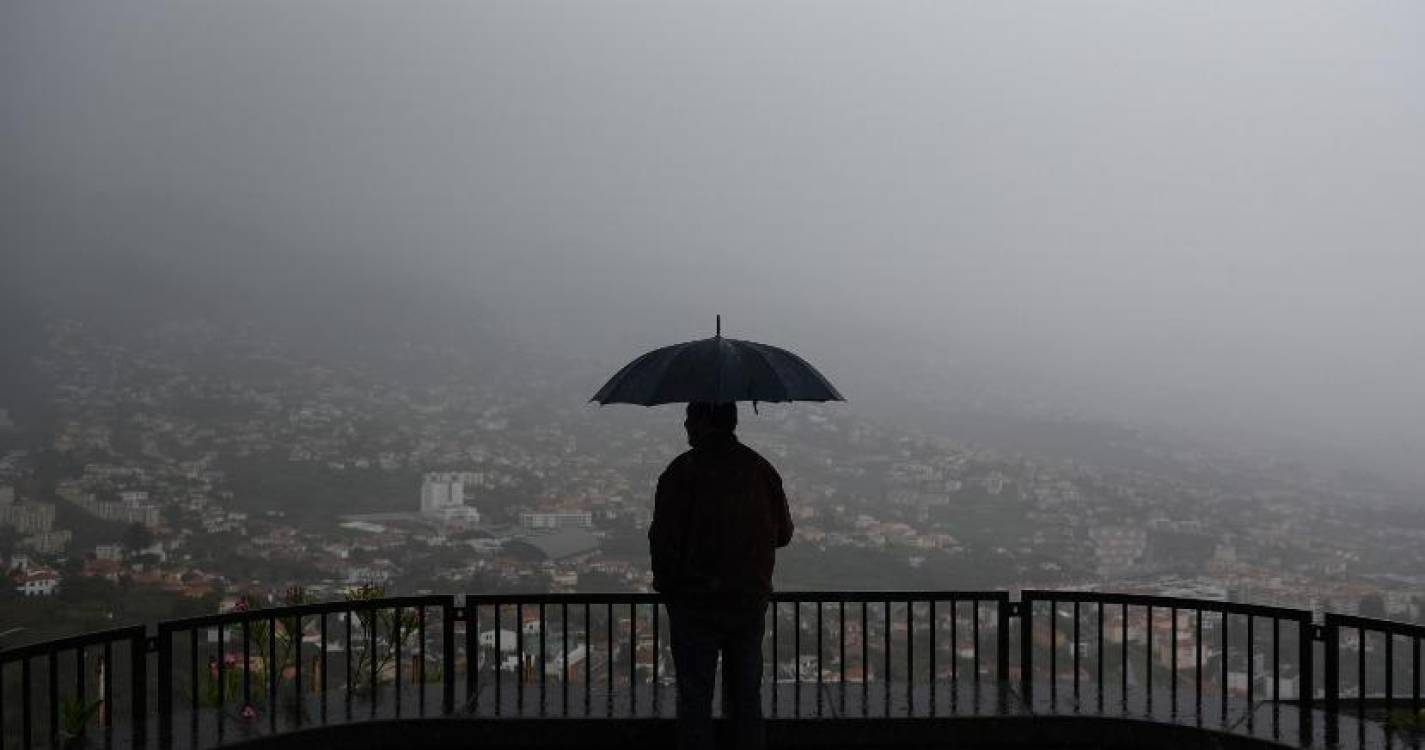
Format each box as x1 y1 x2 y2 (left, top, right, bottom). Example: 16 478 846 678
649 401 794 750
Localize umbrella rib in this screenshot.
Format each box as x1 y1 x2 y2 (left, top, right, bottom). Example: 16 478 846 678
741 341 792 402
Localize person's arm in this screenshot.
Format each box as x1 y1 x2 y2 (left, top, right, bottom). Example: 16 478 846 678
769 464 794 548
648 463 683 590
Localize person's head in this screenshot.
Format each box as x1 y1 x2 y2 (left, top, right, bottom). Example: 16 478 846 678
684 401 737 446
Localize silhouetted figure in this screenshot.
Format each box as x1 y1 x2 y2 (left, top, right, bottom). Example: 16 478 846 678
649 401 794 750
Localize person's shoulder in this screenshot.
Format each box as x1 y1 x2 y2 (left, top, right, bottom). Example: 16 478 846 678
733 440 779 473
659 449 697 478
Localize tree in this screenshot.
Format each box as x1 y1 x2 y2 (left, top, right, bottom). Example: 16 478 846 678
121 523 154 553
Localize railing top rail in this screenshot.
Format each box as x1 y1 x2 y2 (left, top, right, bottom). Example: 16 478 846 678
1022 589 1312 621
462 590 1011 606
157 594 455 632
0 624 145 663
1326 611 1425 638
773 590 1010 603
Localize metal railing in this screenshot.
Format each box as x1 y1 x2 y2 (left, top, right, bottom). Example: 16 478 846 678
2 590 1423 749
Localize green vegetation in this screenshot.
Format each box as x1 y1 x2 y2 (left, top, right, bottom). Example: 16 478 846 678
0 576 218 649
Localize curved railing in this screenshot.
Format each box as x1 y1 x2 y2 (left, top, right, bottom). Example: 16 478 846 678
2 590 1422 749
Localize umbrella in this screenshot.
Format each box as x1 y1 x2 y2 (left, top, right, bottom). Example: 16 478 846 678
591 316 845 406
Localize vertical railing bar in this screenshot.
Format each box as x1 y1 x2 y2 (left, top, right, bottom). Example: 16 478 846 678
1195 609 1203 719
950 599 958 688
584 603 592 716
156 629 171 749
49 651 60 747
605 603 613 716
883 600 891 717
268 614 278 729
818 600 825 717
1020 598 1033 708
1276 618 1288 747
840 600 847 716
418 607 427 715
971 599 980 693
1097 601 1104 714
929 599 937 715
1413 635 1421 719
320 613 329 721
293 614 303 725
392 608 402 718
216 624 226 715
794 601 802 717
771 600 779 718
905 600 912 716
562 602 570 717
103 640 113 746
514 603 523 716
1246 614 1254 710
629 602 637 716
77 645 88 738
22 657 32 750
1385 629 1394 711
1171 607 1178 715
0 655 7 750
346 610 355 716
1146 605 1153 714
652 602 660 717
131 629 148 749
441 602 455 716
494 604 503 716
467 603 479 713
1297 614 1313 745
539 603 547 716
1073 600 1081 703
242 619 252 708
1121 604 1128 708
1221 612 1229 724
1273 617 1281 706
1357 626 1366 724
861 601 869 715
1050 599 1058 709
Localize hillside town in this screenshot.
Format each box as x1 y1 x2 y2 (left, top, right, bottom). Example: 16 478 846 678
4 318 1425 654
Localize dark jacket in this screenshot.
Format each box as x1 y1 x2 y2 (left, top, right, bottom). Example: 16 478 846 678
649 434 793 601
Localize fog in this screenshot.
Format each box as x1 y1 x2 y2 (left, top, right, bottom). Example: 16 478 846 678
3 2 1423 484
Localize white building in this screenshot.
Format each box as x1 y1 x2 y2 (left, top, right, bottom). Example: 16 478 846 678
420 473 481 525
519 511 593 531
15 568 61 597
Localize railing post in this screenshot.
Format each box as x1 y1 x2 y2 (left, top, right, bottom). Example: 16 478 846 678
442 598 457 715
157 626 173 749
1323 616 1339 747
131 629 149 748
1297 615 1314 745
1019 595 1033 707
996 596 1011 708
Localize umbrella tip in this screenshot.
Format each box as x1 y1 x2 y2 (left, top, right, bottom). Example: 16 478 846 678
716 314 721 338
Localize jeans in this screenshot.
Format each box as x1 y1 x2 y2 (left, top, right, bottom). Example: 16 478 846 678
666 599 768 750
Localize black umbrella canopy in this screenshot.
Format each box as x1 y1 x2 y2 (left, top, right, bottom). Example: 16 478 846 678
591 320 845 406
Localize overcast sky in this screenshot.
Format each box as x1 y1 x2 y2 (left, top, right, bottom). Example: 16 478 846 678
3 2 1423 483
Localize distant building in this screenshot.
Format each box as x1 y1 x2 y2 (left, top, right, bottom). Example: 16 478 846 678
1089 525 1147 579
20 530 72 554
0 502 56 534
14 568 61 597
421 473 481 524
95 543 126 561
519 511 593 531
0 485 14 506
505 528 600 562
